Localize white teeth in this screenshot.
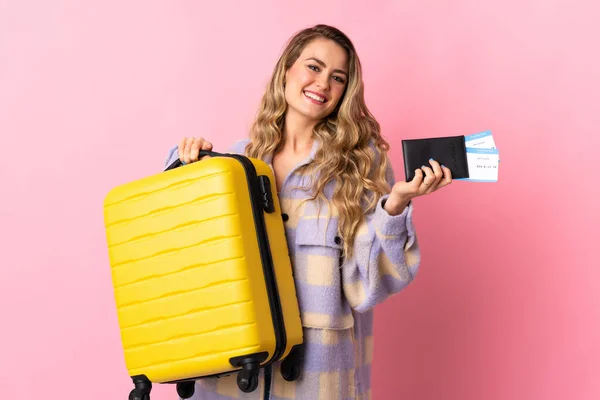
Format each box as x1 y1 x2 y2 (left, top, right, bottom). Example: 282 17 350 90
304 91 326 103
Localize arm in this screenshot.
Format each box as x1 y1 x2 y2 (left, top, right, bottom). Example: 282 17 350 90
341 160 421 313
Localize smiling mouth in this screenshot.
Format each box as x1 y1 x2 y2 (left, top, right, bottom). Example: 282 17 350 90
304 91 327 103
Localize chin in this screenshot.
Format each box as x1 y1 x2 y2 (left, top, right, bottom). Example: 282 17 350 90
301 105 333 121
286 105 325 123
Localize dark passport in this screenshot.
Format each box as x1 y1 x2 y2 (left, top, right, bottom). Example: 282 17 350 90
401 135 469 181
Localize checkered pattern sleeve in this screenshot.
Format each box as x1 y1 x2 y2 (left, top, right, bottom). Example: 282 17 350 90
341 158 421 312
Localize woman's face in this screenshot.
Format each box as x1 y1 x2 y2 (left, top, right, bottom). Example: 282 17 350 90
284 38 349 123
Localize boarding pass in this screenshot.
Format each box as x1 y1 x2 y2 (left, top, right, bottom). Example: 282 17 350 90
459 130 500 182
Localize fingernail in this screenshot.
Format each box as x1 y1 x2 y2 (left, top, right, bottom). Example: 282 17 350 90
441 164 446 168
429 158 434 161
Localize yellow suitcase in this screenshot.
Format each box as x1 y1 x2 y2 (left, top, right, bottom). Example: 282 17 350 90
103 151 304 400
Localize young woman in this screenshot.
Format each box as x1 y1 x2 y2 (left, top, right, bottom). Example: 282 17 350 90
164 24 451 400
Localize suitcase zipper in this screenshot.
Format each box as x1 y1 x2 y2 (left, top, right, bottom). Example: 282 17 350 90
229 155 287 365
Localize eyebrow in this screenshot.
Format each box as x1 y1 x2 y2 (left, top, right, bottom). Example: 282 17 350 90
305 57 348 76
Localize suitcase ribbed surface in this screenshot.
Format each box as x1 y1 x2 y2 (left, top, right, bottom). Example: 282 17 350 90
104 161 275 382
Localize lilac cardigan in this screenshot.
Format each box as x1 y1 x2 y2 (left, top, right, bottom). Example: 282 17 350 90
163 138 420 400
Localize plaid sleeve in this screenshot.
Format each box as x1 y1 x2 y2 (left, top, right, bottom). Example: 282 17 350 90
163 144 179 170
341 157 421 312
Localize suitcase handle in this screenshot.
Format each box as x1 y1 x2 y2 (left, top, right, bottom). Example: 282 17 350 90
164 150 224 171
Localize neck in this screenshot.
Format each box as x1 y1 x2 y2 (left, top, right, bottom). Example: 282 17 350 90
281 109 317 153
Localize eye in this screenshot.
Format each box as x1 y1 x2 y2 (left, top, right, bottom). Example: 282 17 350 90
332 76 346 84
308 64 320 72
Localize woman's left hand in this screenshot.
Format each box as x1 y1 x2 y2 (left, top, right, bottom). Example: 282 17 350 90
384 158 453 215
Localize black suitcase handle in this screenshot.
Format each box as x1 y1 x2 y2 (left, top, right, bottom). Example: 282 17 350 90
164 150 225 171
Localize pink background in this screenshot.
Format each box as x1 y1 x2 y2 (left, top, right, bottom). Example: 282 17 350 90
1 1 598 399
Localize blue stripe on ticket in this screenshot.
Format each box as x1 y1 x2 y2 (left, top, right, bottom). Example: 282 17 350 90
465 130 492 141
466 148 499 155
455 178 497 182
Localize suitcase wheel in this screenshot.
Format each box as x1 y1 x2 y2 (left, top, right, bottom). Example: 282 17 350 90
128 389 150 400
280 344 304 382
280 362 301 382
129 375 152 400
176 381 195 399
237 365 259 393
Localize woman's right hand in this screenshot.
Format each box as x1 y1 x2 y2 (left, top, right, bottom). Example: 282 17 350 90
178 137 213 164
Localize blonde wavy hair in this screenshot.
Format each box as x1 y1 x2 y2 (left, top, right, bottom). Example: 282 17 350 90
245 24 391 259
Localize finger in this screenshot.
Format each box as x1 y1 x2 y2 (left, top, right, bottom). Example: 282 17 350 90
200 140 213 160
420 165 435 193
429 164 453 192
411 168 424 189
183 137 194 164
178 137 186 162
439 164 453 186
424 159 444 193
190 137 203 162
428 158 444 184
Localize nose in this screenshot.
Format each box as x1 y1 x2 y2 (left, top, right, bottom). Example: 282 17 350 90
316 74 330 91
